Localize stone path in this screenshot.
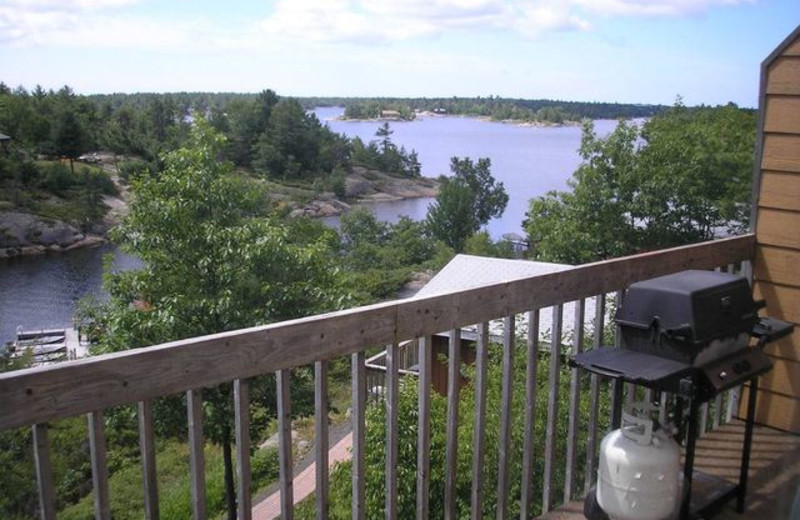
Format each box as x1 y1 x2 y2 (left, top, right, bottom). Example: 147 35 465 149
251 432 354 520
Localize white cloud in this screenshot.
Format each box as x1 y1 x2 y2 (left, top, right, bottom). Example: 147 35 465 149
0 0 753 50
0 7 206 49
570 0 750 17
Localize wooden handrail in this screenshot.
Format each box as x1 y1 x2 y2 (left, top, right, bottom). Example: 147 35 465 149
0 234 755 431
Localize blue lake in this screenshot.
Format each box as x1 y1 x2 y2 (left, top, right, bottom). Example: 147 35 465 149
316 106 618 238
0 110 621 342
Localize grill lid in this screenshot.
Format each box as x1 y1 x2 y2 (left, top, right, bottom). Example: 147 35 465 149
616 270 758 348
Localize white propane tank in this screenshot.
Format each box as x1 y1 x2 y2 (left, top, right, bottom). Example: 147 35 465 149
597 404 681 520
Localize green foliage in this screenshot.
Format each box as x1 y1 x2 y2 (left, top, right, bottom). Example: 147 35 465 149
343 102 416 121
250 98 351 183
525 103 757 264
337 208 443 303
426 177 476 252
117 158 156 184
0 417 92 519
83 120 347 518
426 157 508 252
350 124 421 178
298 332 610 519
463 231 515 258
334 96 663 122
59 441 280 520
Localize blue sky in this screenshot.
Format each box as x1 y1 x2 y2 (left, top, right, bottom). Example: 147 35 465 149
0 0 797 106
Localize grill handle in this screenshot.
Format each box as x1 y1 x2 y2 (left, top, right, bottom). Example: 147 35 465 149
665 323 693 340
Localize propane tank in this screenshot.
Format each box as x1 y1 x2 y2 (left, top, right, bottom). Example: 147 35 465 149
596 404 681 520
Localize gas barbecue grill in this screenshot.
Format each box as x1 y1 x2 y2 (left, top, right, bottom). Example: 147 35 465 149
573 269 793 520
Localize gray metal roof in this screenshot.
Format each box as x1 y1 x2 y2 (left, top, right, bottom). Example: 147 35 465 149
0 133 10 141
414 254 573 298
413 254 602 343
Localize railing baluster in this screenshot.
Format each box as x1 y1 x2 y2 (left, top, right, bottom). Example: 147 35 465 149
352 352 366 520
385 343 399 520
88 410 111 520
542 304 563 514
699 402 709 435
726 387 740 423
277 370 294 520
315 361 330 520
520 310 540 519
138 400 159 520
234 379 252 520
32 423 56 520
187 389 206 520
610 291 624 427
497 315 516 520
565 299 585 503
445 329 461 520
715 263 737 428
471 323 489 520
584 294 605 494
417 336 432 520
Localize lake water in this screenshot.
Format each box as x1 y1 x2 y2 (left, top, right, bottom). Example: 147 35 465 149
0 110 620 343
316 106 618 238
0 245 142 343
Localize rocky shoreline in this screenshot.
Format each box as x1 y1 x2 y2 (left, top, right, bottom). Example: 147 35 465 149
288 167 440 218
0 165 440 257
0 211 107 259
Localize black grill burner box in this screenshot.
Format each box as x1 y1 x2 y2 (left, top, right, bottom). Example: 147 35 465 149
616 270 758 364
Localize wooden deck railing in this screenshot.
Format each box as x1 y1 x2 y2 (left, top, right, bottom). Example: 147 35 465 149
0 234 756 519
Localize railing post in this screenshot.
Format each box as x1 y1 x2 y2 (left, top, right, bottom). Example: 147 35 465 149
138 400 159 520
351 352 366 520
542 304 563 514
471 323 489 520
315 361 330 520
386 343 399 520
520 310 540 519
417 336 432 520
277 370 294 520
32 423 56 520
565 298 585 503
497 316 515 520
445 329 461 520
585 294 605 494
234 379 252 520
187 388 206 520
88 411 111 520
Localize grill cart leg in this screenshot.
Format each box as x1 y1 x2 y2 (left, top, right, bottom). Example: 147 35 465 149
611 378 624 429
680 396 700 520
737 376 759 513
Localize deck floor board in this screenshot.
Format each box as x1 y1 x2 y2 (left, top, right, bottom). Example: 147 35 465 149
537 420 800 520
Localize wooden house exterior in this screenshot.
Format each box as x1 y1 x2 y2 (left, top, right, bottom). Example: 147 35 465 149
748 25 800 433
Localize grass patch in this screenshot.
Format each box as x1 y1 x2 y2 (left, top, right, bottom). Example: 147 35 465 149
59 441 279 520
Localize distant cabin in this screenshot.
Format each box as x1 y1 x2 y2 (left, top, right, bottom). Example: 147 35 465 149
0 132 10 154
380 110 402 120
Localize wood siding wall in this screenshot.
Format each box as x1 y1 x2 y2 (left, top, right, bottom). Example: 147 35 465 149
752 28 800 432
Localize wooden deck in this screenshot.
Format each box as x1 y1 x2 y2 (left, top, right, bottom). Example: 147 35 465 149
538 420 800 520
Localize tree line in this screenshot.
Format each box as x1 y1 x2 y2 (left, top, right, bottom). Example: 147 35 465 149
317 95 668 123
525 101 756 264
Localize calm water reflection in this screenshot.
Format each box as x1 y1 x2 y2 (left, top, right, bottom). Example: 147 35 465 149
0 245 142 343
